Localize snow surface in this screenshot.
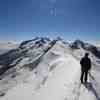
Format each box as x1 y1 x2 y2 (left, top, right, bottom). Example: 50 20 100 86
0 38 100 100
0 41 100 100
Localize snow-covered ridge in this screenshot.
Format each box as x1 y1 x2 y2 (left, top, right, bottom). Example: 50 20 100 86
0 37 59 96
0 37 100 100
0 37 56 75
70 40 100 59
0 38 99 78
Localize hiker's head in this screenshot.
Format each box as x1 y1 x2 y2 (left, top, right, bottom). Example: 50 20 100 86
85 53 89 57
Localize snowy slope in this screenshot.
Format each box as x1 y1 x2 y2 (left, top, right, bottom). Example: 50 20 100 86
69 40 100 100
0 37 54 96
0 38 100 100
0 40 100 100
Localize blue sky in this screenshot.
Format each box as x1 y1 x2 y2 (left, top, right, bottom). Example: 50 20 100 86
0 0 100 42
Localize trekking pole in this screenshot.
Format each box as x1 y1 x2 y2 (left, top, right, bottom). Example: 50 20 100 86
89 71 95 81
89 71 99 87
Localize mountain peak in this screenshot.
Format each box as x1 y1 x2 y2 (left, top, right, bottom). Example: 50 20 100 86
70 39 84 49
19 37 51 49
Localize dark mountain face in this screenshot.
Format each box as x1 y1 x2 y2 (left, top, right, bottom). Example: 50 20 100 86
19 37 51 49
70 40 100 59
84 44 100 59
0 37 54 76
70 40 84 49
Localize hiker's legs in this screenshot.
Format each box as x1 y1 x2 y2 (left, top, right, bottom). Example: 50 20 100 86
84 71 88 83
80 70 84 83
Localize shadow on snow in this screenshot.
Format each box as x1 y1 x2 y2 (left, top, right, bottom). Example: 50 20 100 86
84 82 100 100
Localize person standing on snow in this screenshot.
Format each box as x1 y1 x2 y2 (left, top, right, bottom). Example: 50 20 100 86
80 53 92 83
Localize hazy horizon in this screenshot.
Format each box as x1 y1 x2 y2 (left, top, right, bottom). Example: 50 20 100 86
0 36 99 45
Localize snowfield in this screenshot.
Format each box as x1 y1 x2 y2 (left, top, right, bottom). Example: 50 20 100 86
0 38 100 100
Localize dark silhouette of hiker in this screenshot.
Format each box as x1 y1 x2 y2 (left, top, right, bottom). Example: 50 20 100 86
80 53 91 83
